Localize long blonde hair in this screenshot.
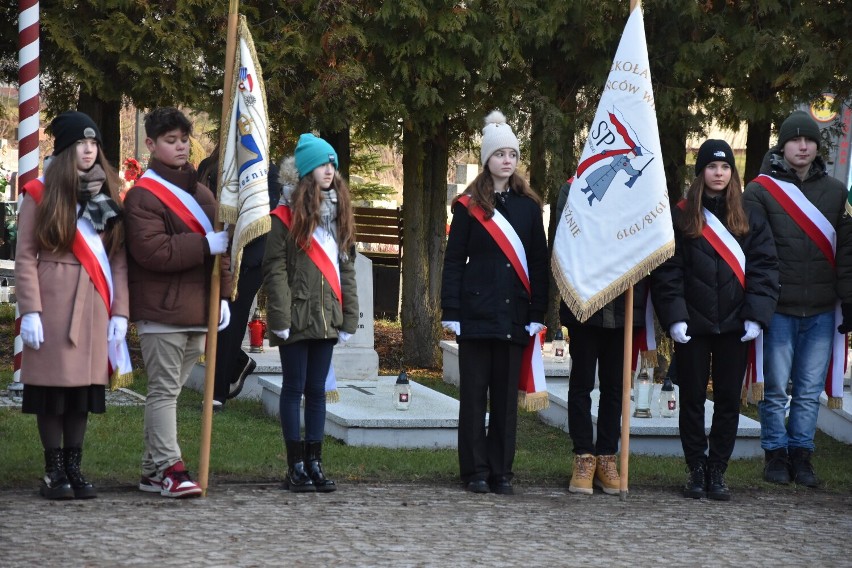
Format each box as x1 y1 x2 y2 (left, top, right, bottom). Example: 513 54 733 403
289 171 355 254
36 145 125 256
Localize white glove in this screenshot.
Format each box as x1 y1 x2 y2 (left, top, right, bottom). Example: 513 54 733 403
338 331 352 345
218 300 231 331
741 320 761 342
273 328 290 340
441 321 460 335
107 316 128 341
205 231 229 255
21 312 44 350
669 321 691 344
525 322 546 336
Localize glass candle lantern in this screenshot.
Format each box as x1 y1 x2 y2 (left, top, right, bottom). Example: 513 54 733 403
658 377 677 418
633 368 653 418
552 328 567 363
394 370 411 411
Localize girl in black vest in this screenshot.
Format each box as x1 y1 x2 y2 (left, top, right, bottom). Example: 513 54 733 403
441 111 549 495
652 139 779 500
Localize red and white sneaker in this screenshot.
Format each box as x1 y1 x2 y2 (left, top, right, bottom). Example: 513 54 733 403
160 461 202 498
138 472 163 494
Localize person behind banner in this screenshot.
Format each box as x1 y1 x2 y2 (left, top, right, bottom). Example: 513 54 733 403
554 180 649 496
743 111 852 488
198 146 282 411
16 111 128 500
652 139 779 500
262 134 358 494
124 107 233 499
441 111 549 495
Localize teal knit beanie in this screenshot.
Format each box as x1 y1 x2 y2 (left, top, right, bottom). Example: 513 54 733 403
294 133 338 178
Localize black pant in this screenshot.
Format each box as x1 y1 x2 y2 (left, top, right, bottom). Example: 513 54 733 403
214 237 265 403
278 339 336 442
566 324 624 455
457 339 523 483
674 332 747 468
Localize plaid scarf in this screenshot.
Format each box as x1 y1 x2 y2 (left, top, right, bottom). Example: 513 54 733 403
77 164 120 232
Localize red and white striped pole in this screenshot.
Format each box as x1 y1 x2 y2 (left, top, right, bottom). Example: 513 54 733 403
12 0 39 390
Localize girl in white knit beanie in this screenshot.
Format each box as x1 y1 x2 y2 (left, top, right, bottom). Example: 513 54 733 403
440 110 549 495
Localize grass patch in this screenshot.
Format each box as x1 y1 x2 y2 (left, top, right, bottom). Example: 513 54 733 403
1 317 851 493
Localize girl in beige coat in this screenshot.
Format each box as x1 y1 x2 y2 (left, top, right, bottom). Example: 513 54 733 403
15 111 128 500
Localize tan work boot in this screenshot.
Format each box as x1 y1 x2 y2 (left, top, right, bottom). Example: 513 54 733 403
569 453 595 494
594 454 620 495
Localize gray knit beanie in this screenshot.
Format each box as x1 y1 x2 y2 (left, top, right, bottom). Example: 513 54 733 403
480 110 520 166
778 110 821 149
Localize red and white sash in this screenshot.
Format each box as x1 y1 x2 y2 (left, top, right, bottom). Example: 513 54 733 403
457 195 548 410
631 290 657 371
754 175 846 403
134 170 213 235
21 179 133 386
271 205 343 401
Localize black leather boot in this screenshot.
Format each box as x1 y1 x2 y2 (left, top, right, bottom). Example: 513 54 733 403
64 447 97 499
284 440 315 493
40 448 74 500
706 463 731 501
305 441 336 493
763 448 791 485
790 447 819 487
683 460 707 499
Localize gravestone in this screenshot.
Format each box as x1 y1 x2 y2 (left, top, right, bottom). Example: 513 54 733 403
331 252 379 380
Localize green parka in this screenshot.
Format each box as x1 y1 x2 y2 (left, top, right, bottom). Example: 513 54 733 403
262 212 359 346
743 149 852 317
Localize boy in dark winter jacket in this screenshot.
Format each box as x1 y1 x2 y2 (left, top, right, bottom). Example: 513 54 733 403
124 107 233 498
743 111 852 488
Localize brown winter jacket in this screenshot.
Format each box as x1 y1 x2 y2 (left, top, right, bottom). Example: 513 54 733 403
124 158 232 326
15 189 129 387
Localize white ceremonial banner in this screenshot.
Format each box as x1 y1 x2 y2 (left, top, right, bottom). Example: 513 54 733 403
219 15 271 297
552 8 674 322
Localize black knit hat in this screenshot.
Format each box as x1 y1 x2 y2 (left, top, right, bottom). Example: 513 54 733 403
694 139 735 175
50 111 102 156
778 110 821 149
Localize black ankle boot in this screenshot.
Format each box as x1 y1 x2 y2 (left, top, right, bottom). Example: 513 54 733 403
64 447 97 499
284 440 315 493
683 460 707 499
40 448 74 500
790 448 819 487
305 441 336 493
763 448 791 485
706 463 731 501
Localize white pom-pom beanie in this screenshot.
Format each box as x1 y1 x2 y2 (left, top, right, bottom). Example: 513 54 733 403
480 110 520 166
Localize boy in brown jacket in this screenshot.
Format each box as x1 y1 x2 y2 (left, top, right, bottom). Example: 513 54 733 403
124 107 232 498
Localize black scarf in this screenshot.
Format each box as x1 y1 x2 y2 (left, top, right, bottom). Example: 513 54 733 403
77 164 121 232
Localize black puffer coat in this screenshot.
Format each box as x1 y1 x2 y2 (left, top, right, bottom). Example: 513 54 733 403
651 194 779 335
441 189 549 346
743 150 852 315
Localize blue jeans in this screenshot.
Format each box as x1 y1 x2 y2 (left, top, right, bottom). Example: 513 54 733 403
278 339 336 442
759 311 834 451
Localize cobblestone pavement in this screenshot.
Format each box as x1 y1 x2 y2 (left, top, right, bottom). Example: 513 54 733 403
1 482 849 567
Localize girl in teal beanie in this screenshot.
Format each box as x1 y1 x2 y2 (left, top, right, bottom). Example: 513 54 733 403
263 133 359 492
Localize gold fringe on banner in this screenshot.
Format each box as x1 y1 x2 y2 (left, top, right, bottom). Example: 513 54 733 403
326 389 340 403
552 240 675 324
110 370 134 391
640 349 657 369
827 396 842 410
518 390 549 411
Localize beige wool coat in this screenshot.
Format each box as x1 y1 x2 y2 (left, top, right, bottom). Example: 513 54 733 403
14 194 129 387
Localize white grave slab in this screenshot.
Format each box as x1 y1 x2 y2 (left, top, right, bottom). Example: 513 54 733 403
817 390 852 444
538 378 762 457
441 339 571 387
259 375 462 448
